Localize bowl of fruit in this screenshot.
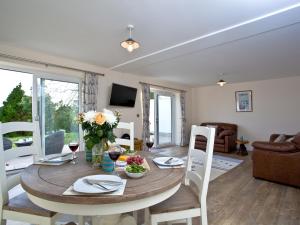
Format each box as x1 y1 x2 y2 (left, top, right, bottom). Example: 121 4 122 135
124 155 147 179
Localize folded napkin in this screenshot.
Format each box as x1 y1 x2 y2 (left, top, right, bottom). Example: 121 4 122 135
34 153 75 166
63 179 127 196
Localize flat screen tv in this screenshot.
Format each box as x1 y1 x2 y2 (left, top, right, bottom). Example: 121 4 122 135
109 83 137 107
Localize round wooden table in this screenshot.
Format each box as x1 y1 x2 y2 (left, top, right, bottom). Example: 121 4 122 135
20 152 184 216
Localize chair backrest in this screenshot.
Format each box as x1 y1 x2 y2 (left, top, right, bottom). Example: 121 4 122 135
185 125 215 206
115 122 134 150
0 121 41 206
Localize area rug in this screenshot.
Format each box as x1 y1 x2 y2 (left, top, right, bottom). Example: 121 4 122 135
188 149 243 181
158 149 244 181
190 150 243 171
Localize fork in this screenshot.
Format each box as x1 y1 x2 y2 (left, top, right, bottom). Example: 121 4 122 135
83 179 110 190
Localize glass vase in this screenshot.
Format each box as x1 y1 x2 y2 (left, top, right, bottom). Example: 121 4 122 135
92 139 109 167
85 148 92 162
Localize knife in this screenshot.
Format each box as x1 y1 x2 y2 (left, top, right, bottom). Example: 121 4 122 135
164 157 174 164
86 179 123 186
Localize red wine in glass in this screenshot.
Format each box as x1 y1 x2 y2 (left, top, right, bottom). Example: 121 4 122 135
68 142 79 164
146 142 154 148
108 151 121 162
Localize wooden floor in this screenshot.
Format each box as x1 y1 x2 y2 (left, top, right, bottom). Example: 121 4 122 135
149 147 300 225
206 151 300 225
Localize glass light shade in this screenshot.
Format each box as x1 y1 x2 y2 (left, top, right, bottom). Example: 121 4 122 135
121 38 140 52
217 79 227 86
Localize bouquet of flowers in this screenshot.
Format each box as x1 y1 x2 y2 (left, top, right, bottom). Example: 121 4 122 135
77 109 121 164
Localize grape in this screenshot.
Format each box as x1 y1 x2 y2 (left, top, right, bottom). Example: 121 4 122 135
126 155 144 165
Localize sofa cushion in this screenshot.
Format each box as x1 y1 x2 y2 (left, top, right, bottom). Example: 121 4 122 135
252 141 298 153
285 136 295 142
273 134 286 143
218 130 235 138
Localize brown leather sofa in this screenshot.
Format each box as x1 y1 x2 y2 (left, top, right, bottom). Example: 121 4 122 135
195 122 237 153
252 133 300 187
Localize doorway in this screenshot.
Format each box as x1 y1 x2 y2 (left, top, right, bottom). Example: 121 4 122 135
150 90 175 147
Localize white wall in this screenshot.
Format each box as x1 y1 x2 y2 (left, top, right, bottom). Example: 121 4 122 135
192 76 300 148
0 44 193 140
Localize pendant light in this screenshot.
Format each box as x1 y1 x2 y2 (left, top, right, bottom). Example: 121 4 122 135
217 79 227 87
121 25 140 52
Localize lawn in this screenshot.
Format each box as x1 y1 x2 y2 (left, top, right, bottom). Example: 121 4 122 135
6 132 79 146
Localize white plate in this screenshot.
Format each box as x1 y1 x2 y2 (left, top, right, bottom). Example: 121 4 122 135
73 175 122 194
153 157 184 166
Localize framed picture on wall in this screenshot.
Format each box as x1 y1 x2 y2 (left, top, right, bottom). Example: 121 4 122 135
235 90 253 112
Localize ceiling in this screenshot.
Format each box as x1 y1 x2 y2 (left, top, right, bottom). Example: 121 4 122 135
0 0 300 86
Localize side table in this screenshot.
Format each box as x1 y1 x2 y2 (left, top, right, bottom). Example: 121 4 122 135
236 139 249 156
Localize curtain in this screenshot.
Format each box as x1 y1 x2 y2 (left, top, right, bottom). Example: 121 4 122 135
141 83 151 151
180 91 187 146
83 72 99 112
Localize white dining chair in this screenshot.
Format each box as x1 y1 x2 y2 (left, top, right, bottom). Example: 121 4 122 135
115 121 134 150
0 121 59 225
145 125 216 225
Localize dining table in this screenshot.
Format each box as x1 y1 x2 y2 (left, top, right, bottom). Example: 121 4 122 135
20 151 184 225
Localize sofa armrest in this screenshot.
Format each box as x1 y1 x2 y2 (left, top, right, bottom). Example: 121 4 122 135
252 141 297 153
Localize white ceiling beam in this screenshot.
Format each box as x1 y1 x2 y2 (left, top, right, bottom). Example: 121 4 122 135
110 2 300 70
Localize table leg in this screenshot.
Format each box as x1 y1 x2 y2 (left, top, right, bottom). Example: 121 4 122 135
92 214 136 225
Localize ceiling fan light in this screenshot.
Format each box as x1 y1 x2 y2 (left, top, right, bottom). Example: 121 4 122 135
217 79 227 86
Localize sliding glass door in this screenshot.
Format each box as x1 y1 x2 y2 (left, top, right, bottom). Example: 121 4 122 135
36 78 80 155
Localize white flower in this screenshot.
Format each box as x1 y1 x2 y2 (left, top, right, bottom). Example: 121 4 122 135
84 111 97 123
103 108 117 124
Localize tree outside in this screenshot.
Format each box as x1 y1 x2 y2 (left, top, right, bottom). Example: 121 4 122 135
0 83 78 143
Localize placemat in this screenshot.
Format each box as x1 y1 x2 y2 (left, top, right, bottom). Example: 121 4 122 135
63 179 127 196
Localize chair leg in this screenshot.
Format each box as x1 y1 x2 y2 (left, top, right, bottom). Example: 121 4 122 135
78 216 85 225
144 208 150 225
200 204 208 225
187 218 192 225
133 210 138 223
0 209 6 225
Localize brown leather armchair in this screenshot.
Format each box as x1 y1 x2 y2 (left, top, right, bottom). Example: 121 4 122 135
195 122 237 153
252 133 300 187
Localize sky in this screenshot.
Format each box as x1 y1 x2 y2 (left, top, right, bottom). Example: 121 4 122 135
0 69 32 106
0 69 79 107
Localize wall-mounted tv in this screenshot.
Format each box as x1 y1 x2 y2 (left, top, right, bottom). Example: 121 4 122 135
109 83 137 107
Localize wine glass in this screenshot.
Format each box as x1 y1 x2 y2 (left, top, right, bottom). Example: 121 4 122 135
108 146 122 175
68 141 79 164
146 136 154 151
